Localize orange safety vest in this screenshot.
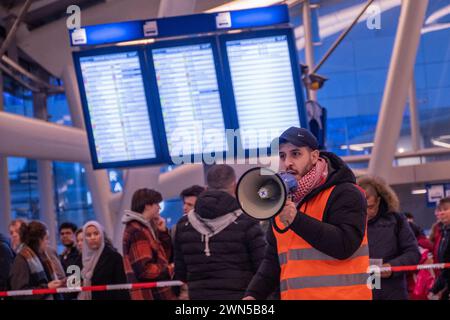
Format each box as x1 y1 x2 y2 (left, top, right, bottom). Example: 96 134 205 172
274 186 372 300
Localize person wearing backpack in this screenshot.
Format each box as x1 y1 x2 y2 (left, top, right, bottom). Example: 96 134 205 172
358 176 420 300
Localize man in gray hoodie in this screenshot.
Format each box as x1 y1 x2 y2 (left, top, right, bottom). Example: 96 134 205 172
174 164 266 300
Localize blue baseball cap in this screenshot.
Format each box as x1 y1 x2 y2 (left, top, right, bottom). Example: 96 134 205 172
277 127 319 150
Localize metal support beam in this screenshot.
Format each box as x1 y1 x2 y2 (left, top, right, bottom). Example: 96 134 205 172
0 62 39 92
0 0 32 58
312 0 375 74
1 55 64 93
302 0 317 101
368 0 428 178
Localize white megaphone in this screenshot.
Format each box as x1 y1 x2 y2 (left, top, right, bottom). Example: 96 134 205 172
235 167 298 221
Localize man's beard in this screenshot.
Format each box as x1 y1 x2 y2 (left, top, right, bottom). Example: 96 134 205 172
298 162 315 179
287 161 315 181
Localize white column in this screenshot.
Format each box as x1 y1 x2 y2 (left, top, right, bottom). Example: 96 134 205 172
302 0 317 101
368 0 429 178
0 71 12 235
36 161 57 246
34 90 58 247
62 65 113 237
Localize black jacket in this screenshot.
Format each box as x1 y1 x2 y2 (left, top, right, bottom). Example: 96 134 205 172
60 245 82 275
60 245 82 300
368 202 420 300
431 225 450 299
245 151 368 299
0 233 14 292
90 245 130 300
174 190 266 300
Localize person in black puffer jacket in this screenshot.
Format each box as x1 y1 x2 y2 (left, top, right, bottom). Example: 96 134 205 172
174 164 266 300
358 176 420 300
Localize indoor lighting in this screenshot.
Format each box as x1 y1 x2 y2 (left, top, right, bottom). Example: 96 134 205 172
340 142 374 152
431 135 450 149
411 189 427 195
116 38 155 46
205 0 283 13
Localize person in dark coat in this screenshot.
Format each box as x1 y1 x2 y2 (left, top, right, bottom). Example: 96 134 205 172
78 221 129 300
430 197 450 300
174 164 266 300
358 176 420 300
0 233 15 293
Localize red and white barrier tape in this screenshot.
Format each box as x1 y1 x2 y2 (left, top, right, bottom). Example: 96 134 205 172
0 280 183 298
2 263 450 297
377 262 450 273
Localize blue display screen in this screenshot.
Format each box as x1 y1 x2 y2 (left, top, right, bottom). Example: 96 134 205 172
74 48 163 169
73 29 306 169
151 43 228 158
221 31 306 152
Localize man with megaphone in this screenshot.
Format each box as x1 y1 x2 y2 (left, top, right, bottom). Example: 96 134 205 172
241 127 372 300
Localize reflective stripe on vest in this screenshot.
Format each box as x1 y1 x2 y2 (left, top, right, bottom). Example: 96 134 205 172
280 273 369 292
278 245 369 265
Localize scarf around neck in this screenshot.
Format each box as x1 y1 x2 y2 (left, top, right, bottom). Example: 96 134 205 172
292 157 329 204
187 209 242 257
79 221 105 300
19 245 58 298
122 210 157 240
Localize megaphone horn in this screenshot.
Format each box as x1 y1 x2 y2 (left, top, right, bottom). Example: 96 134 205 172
235 167 298 220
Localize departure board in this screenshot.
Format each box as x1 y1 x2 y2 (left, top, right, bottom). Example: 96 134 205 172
78 51 158 166
225 35 301 150
151 43 227 157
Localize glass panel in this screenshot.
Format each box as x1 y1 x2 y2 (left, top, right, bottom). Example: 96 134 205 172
291 0 450 162
47 93 73 126
415 0 450 153
8 157 39 220
53 162 94 228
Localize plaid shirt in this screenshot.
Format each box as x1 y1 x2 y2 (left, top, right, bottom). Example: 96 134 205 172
122 220 176 300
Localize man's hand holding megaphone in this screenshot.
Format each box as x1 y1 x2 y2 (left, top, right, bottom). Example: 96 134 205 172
278 198 298 227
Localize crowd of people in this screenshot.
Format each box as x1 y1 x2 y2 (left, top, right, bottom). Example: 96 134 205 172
1 127 450 300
